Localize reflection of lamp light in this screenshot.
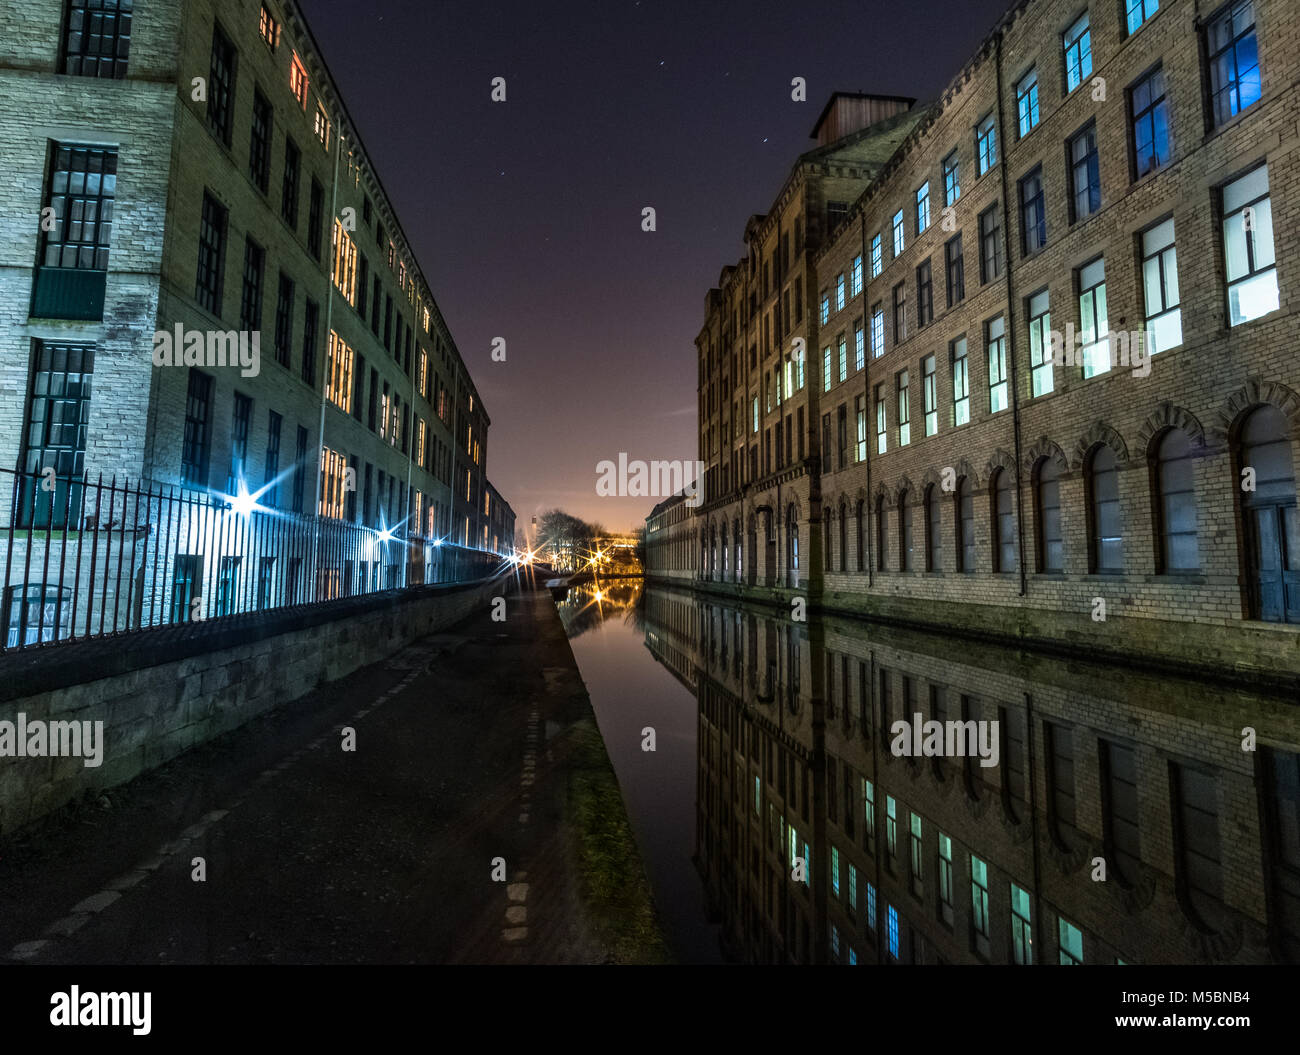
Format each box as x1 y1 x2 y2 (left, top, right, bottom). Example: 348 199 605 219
376 525 394 544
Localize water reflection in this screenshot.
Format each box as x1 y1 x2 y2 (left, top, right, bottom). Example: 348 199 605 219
637 584 1300 966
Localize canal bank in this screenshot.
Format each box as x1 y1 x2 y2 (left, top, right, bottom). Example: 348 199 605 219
0 584 669 965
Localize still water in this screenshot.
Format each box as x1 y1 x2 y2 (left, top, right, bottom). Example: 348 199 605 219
558 579 1300 966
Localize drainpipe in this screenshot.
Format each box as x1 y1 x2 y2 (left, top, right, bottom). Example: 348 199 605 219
860 211 874 587
994 30 1029 598
310 116 343 598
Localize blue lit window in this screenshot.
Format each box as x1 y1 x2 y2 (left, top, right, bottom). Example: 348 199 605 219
1207 1 1261 129
887 904 899 959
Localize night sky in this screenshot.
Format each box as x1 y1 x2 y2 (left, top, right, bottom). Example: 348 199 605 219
300 0 1014 533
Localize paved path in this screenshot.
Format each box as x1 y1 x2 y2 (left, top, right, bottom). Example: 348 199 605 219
0 587 642 964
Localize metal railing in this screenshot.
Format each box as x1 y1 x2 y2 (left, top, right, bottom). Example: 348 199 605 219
0 467 508 652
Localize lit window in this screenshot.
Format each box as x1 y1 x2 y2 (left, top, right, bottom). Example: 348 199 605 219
976 113 997 176
319 445 347 519
1130 67 1170 178
1141 218 1182 351
854 319 864 372
943 151 960 206
1222 165 1278 326
290 52 309 109
1064 14 1092 93
897 369 910 447
1126 0 1159 35
870 233 883 277
259 4 280 49
1027 289 1052 397
851 254 863 297
971 854 990 957
951 336 969 426
1078 257 1110 377
315 104 331 149
838 335 847 383
1010 882 1034 964
1059 917 1083 964
922 354 937 436
1207 1 1261 128
820 292 830 325
887 904 899 959
870 304 884 358
1016 70 1040 137
836 273 846 312
987 316 1008 413
331 219 357 305
325 332 354 414
892 210 905 257
875 384 887 455
915 182 930 234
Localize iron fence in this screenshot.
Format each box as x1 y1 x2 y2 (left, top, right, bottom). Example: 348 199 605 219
0 466 508 652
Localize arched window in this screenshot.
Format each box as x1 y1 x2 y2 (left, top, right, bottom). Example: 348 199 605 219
875 495 887 572
1155 429 1199 572
856 499 866 572
1088 446 1123 573
992 468 1016 572
839 502 848 572
1241 405 1298 623
898 491 914 572
925 485 942 571
955 476 974 573
1035 458 1064 573
787 505 800 587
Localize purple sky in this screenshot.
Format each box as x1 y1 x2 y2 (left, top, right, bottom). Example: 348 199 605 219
300 0 1014 532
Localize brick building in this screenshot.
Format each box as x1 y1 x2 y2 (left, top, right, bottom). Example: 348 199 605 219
646 586 1300 965
682 0 1299 682
0 0 508 639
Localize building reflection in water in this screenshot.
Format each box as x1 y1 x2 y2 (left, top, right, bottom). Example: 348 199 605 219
642 584 1300 966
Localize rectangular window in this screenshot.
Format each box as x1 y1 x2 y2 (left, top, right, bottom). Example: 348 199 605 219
888 904 899 959
1016 70 1040 137
264 410 282 508
1207 1 1261 128
38 143 117 282
909 813 923 897
944 235 964 307
871 304 885 358
326 332 354 414
1079 257 1110 377
1019 166 1046 255
976 113 997 176
892 282 906 344
1142 217 1182 351
319 446 347 519
281 137 300 229
1102 740 1141 886
870 233 883 277
1172 764 1225 930
951 336 969 426
308 178 324 260
863 779 876 849
979 205 1003 282
886 794 898 862
1130 66 1170 178
922 354 937 437
987 316 1008 413
292 426 307 514
61 0 133 78
207 23 237 145
892 210 905 257
915 182 930 234
1222 164 1278 325
838 335 848 383
1069 123 1101 221
1127 0 1159 35
971 854 991 957
897 370 910 447
851 254 863 297
916 260 933 327
301 299 318 386
875 383 887 455
823 347 832 393
836 273 846 312
239 238 265 333
1010 882 1034 964
1064 14 1092 93
331 219 358 306
290 51 309 108
314 104 331 149
273 272 294 368
18 341 94 529
938 831 954 927
854 319 865 372
1028 289 1052 397
1059 917 1084 964
943 151 960 206
259 4 280 48
228 392 251 493
855 394 867 463
249 88 272 192
820 292 830 325
181 370 213 486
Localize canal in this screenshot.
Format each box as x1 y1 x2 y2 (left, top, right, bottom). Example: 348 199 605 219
558 578 1300 966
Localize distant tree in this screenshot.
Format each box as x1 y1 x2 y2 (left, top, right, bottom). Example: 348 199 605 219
536 509 603 571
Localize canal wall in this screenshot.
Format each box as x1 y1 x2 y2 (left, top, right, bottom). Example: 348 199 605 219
0 575 510 835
